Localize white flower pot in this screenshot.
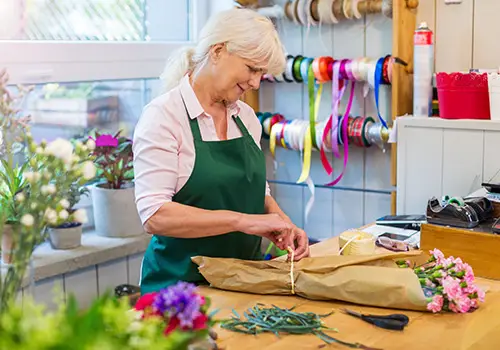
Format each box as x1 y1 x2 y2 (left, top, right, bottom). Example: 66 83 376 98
1 224 13 264
48 224 82 250
91 183 144 238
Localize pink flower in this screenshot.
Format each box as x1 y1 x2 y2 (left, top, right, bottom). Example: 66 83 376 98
476 286 485 303
470 298 479 309
442 276 462 300
427 294 444 313
430 248 444 262
94 134 119 147
455 295 472 313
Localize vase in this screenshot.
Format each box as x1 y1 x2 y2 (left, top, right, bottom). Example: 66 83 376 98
48 223 82 250
91 182 144 238
1 224 14 265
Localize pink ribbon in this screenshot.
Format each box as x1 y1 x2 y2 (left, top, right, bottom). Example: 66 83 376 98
325 80 356 186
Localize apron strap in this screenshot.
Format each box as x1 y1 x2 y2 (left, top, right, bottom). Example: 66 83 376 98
232 115 251 137
180 92 203 141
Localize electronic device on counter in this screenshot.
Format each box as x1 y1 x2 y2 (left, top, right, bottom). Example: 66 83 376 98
378 231 421 249
375 214 427 231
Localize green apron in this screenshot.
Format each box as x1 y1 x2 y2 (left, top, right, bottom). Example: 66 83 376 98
140 97 265 294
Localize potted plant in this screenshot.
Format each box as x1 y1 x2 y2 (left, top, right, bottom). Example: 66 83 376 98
0 69 93 312
89 130 143 238
47 183 91 250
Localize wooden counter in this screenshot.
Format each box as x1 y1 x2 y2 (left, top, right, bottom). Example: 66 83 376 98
200 237 500 350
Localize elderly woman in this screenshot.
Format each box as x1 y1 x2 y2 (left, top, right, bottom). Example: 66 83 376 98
133 8 310 294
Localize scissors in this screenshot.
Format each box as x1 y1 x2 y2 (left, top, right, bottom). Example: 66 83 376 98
341 309 410 331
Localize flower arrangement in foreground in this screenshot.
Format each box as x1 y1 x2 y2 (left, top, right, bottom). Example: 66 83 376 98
134 281 217 348
0 68 96 312
0 292 190 350
397 248 485 313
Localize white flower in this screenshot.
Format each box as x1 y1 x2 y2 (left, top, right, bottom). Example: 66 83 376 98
23 171 34 182
36 146 44 155
81 161 96 180
15 193 25 202
41 185 48 194
59 210 69 220
60 199 70 209
45 138 74 164
44 208 58 224
20 214 34 227
73 209 88 224
86 139 96 151
46 184 56 194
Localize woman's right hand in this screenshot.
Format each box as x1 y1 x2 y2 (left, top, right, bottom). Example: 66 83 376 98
238 213 292 249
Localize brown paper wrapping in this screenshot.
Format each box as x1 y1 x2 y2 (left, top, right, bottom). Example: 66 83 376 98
192 251 429 312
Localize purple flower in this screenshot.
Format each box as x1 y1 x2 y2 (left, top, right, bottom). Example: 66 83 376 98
153 281 204 328
93 134 119 147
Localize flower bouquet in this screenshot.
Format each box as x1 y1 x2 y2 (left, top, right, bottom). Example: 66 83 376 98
397 248 486 313
88 130 143 237
133 281 218 350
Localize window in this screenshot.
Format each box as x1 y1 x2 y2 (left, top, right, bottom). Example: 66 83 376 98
0 0 204 84
23 78 159 143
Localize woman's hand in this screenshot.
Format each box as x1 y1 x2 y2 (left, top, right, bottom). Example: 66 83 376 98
238 213 293 245
274 226 310 261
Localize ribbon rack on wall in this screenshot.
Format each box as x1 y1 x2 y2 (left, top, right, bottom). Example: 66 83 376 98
237 0 420 215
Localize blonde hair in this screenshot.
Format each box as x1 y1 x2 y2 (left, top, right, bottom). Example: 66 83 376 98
159 8 286 94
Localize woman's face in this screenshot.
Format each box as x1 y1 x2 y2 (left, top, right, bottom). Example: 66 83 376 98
208 44 265 103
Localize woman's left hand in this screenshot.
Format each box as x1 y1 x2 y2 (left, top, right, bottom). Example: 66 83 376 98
275 226 310 261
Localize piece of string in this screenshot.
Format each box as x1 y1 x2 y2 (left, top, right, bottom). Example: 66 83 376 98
287 246 295 294
338 234 360 255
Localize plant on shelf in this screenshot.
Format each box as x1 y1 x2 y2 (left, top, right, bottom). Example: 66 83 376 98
44 139 96 250
88 130 143 238
90 130 134 190
0 282 218 350
0 69 95 312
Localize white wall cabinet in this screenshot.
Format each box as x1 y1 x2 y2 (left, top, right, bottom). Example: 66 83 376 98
396 117 500 215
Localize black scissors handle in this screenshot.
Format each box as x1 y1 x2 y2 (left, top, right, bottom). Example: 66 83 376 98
342 309 409 331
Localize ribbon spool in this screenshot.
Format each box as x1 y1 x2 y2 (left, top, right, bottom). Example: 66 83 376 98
317 0 338 24
339 229 376 256
332 0 347 21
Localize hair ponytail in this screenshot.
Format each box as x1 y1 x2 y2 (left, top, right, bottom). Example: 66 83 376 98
159 46 196 94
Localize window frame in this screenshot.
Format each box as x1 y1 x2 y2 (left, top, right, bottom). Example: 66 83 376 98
0 0 209 85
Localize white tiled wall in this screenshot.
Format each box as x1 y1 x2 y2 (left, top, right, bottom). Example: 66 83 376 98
20 253 143 311
262 0 393 241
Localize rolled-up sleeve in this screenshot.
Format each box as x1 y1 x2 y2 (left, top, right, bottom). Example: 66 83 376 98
133 105 179 225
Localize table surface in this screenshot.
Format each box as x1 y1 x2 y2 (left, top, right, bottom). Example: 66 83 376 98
199 236 500 350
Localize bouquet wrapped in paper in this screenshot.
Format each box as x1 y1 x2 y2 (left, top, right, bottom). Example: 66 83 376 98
192 249 486 313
